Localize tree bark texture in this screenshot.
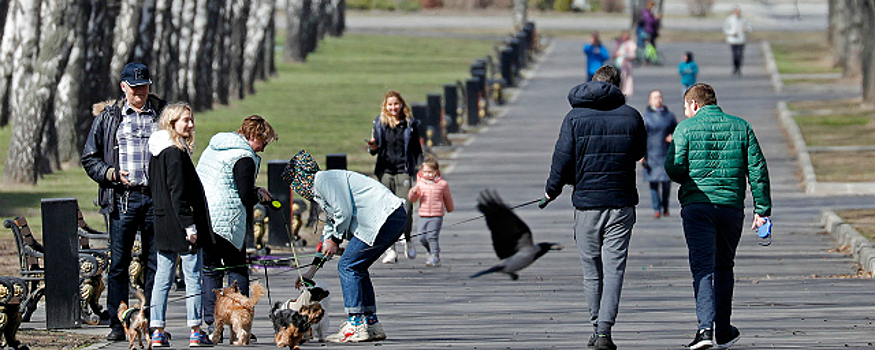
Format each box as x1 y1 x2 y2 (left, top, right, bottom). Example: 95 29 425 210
4 0 41 184
513 0 526 31
243 0 270 94
284 0 307 62
861 0 875 104
0 0 18 127
842 0 863 79
54 0 86 165
110 0 141 88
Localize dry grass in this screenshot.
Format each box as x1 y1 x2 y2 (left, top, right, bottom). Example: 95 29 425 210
809 151 875 182
835 209 875 241
794 111 875 147
17 330 102 350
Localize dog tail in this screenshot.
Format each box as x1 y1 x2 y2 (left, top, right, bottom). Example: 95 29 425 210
133 288 147 308
246 283 266 309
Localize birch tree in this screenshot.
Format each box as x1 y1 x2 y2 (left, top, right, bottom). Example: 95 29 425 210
513 0 526 31
284 0 308 62
243 0 271 94
4 0 41 184
109 0 141 88
54 0 87 165
0 0 17 127
862 0 875 104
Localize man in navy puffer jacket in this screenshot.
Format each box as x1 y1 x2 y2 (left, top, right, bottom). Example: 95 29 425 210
541 66 647 350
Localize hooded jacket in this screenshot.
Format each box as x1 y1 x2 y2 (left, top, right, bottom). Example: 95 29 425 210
147 130 215 252
195 132 259 249
82 94 166 213
408 172 454 217
545 81 647 209
370 116 423 178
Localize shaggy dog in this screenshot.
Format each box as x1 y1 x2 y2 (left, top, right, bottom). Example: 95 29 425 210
278 285 331 342
117 289 150 350
269 302 325 349
211 282 266 345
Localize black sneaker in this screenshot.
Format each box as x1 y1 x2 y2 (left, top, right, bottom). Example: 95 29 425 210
594 334 617 350
688 329 714 350
714 326 740 349
106 329 126 341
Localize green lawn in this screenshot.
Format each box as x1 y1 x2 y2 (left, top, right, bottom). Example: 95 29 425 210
794 112 875 147
771 38 842 76
0 33 495 235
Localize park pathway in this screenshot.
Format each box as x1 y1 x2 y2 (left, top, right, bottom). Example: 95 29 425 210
66 39 875 350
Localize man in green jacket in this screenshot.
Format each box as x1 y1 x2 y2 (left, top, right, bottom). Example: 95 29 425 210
665 83 771 350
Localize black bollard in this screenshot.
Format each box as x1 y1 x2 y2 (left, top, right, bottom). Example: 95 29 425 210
426 94 443 147
444 84 459 133
500 47 515 87
411 103 429 149
509 38 522 78
515 32 529 67
42 198 81 329
466 78 481 126
326 153 347 170
267 160 292 247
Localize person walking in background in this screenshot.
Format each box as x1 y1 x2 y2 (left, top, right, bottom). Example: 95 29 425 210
640 90 677 219
283 150 406 343
584 31 610 82
82 62 165 341
639 0 661 48
723 5 752 77
679 52 699 93
196 115 277 340
147 103 215 347
407 154 454 268
540 66 647 350
614 30 637 97
367 90 422 264
665 83 771 350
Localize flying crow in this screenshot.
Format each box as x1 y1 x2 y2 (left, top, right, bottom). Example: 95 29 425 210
470 190 563 280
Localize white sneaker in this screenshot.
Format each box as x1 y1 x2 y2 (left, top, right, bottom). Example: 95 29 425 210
404 240 416 259
425 254 441 267
381 248 397 264
326 321 371 343
367 322 386 341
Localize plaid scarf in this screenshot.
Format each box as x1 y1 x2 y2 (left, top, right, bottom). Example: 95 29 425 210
282 150 320 201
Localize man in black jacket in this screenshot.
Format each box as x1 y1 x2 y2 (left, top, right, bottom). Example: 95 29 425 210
82 62 165 341
540 66 647 350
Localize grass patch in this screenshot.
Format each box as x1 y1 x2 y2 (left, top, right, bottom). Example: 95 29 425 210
793 111 875 147
835 209 875 241
771 37 842 76
809 150 875 182
787 98 863 112
0 33 495 237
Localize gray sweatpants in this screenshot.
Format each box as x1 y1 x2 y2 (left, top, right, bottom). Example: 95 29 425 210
417 216 443 255
574 206 635 335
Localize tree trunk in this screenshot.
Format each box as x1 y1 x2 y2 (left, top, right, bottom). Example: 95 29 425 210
513 0 526 31
193 0 220 111
227 0 249 100
177 0 195 103
861 0 875 104
109 0 140 88
243 0 271 94
4 0 41 184
842 0 863 79
284 0 307 62
0 0 18 127
132 0 156 64
831 0 847 68
260 3 276 78
82 0 118 110
152 0 172 99
54 0 87 166
329 0 344 36
305 0 317 54
213 0 230 105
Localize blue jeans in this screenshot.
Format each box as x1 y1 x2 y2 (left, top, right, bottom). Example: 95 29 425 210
649 181 671 213
150 250 203 328
337 206 406 314
108 191 156 331
574 206 635 335
681 203 744 331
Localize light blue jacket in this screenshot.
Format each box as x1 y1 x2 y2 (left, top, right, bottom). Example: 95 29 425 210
313 170 404 246
195 132 260 249
679 61 698 87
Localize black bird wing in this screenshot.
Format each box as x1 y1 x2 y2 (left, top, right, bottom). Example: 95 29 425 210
476 190 534 260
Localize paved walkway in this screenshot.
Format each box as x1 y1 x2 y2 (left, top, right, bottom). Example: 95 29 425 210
33 38 875 350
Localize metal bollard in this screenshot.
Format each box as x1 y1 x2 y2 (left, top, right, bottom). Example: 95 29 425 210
267 160 292 247
515 32 529 67
509 38 522 78
444 84 459 133
466 78 481 126
501 47 515 87
426 94 443 147
411 103 429 149
42 198 81 329
326 153 347 170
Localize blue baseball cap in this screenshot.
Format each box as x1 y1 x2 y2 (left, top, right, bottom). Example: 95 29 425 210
120 62 152 87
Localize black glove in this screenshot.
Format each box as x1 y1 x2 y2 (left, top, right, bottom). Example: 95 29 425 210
538 196 554 209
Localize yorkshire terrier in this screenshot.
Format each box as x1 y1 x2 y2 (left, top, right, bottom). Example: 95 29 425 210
211 282 266 345
269 302 325 349
272 284 331 345
117 288 150 350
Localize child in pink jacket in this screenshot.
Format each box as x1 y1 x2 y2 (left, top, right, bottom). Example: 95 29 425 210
408 155 454 267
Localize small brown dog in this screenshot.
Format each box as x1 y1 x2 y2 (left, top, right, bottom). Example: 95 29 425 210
117 288 150 350
212 282 266 345
269 302 325 349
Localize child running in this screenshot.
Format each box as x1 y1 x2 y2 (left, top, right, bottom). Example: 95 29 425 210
679 51 699 93
407 154 454 267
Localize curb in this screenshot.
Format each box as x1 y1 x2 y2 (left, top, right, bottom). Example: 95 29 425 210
822 210 875 274
81 341 111 350
776 101 817 194
761 41 783 94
